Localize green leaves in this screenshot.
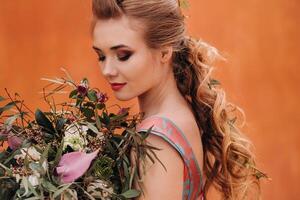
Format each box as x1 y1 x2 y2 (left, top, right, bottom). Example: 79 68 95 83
81 107 94 119
87 90 97 102
0 101 20 115
35 109 55 134
0 77 168 199
121 189 141 198
53 183 72 198
92 156 114 180
69 89 78 99
41 179 57 192
4 113 21 126
101 112 110 125
55 117 67 132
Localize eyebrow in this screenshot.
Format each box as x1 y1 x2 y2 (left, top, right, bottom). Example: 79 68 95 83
92 44 130 52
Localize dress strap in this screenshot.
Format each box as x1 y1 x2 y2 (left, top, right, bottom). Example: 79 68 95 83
136 115 204 200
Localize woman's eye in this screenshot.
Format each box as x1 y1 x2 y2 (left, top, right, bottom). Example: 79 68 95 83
96 52 132 62
118 53 132 61
98 56 105 62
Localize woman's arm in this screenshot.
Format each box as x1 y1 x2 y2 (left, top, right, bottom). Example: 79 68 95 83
131 134 184 200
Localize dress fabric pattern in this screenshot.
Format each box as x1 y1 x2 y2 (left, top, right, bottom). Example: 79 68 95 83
136 115 204 200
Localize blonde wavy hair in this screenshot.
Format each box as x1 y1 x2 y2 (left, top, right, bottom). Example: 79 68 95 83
91 0 267 199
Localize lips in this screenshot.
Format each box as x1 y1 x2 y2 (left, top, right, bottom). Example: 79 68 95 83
110 83 127 91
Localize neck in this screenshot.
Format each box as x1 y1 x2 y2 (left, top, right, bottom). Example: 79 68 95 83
138 72 187 119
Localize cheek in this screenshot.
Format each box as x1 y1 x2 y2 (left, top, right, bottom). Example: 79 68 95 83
125 54 159 87
117 54 158 97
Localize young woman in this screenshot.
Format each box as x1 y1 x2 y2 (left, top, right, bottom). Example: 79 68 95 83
91 0 262 199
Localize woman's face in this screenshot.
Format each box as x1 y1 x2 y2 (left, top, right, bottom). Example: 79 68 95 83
92 15 167 101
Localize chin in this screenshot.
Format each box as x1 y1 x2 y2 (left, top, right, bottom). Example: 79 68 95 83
114 92 136 101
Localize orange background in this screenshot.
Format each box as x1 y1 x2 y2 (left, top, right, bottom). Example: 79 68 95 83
0 0 299 199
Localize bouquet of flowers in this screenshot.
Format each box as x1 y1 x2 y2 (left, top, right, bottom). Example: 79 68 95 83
0 73 163 199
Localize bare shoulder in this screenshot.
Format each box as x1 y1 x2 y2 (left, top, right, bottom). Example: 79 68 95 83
131 133 184 199
159 111 204 173
131 111 204 199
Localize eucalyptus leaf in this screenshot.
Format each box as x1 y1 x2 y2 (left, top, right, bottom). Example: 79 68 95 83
81 107 94 119
0 101 21 115
3 148 21 166
4 114 21 126
87 123 100 134
75 97 83 107
53 183 72 198
35 109 55 134
87 90 97 102
101 112 110 125
55 117 67 132
27 179 39 197
21 177 30 197
69 89 78 99
41 179 57 192
24 197 42 200
121 189 141 198
53 138 64 166
95 113 102 130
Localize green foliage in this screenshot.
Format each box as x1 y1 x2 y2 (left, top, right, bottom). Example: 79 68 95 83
121 189 141 198
0 76 162 199
92 156 114 180
0 101 20 116
87 90 97 102
35 109 55 134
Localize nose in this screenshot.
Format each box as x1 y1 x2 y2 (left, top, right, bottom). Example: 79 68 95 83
100 58 118 78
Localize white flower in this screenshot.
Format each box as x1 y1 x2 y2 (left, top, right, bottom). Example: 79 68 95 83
64 123 88 136
28 174 40 186
13 160 47 188
42 160 48 171
14 146 41 161
63 123 88 151
15 171 41 188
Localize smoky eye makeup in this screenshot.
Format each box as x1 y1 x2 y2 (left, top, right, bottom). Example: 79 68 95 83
117 50 133 61
93 51 105 62
92 46 134 62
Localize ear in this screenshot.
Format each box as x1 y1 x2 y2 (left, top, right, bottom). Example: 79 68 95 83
160 46 173 64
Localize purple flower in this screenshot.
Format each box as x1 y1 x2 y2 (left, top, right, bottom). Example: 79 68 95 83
56 149 99 183
8 136 23 150
96 92 108 103
77 82 89 97
117 107 129 115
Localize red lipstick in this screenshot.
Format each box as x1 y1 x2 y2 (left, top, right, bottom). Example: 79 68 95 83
110 82 127 91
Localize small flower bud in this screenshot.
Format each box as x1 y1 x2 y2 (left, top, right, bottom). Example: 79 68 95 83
77 80 89 97
96 92 108 103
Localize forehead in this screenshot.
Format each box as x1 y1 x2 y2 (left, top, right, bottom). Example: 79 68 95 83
92 15 146 50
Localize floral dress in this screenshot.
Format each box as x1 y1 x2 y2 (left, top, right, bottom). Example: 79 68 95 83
136 115 204 200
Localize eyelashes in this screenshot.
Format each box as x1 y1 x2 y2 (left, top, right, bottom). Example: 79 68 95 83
97 52 132 62
119 53 132 61
98 56 105 62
